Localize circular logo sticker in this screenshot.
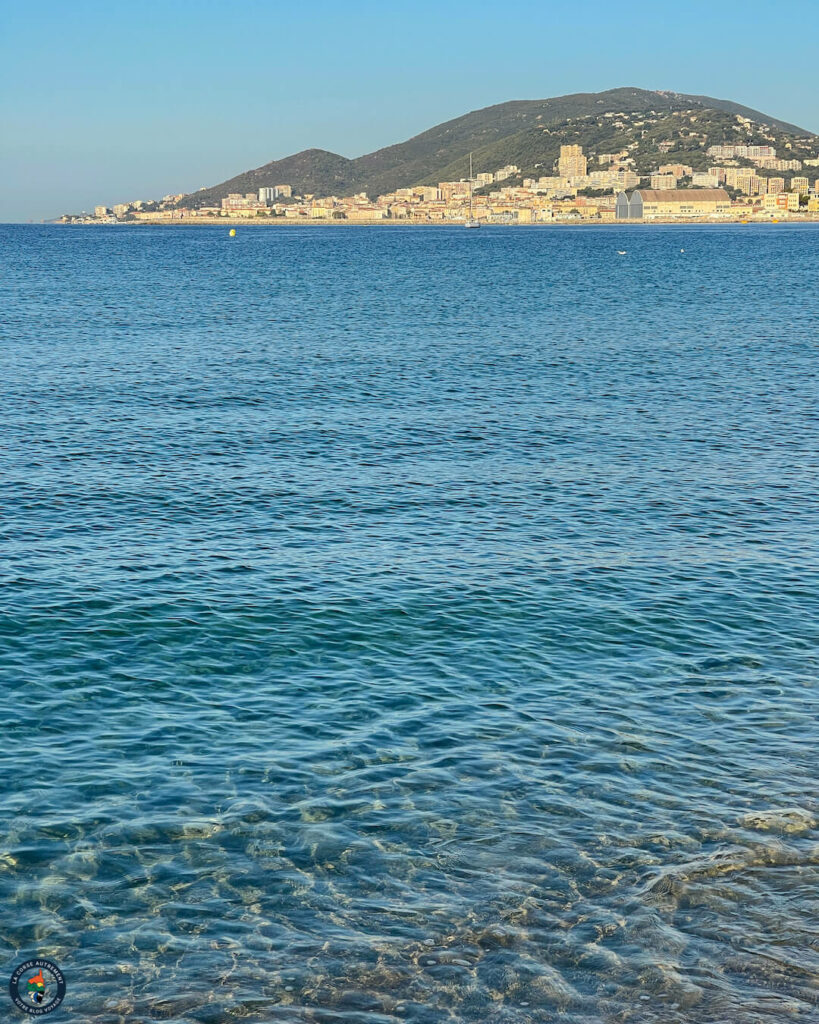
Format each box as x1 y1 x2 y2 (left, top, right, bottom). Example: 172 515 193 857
9 960 66 1016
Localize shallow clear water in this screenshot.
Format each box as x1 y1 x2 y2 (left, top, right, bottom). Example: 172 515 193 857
1 223 817 1023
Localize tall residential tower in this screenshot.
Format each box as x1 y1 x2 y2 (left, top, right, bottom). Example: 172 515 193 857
558 145 588 178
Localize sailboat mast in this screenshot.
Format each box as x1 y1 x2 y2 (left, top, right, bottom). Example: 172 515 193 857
464 152 479 226
469 153 473 220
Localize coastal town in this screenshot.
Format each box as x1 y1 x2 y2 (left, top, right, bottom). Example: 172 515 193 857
68 118 819 226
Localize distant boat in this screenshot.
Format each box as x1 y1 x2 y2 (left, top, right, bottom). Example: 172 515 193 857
465 153 480 229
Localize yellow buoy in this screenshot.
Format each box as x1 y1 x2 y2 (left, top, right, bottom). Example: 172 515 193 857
229 228 236 237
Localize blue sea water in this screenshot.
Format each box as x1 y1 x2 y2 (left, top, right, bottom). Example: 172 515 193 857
0 222 818 1024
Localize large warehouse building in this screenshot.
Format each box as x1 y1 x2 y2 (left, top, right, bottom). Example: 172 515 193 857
616 189 732 220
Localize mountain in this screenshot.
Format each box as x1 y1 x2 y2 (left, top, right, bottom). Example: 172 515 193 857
179 88 815 208
666 92 804 133
188 149 359 207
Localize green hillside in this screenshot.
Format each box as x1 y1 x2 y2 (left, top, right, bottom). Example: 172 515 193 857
435 107 817 189
184 149 358 208
178 88 815 208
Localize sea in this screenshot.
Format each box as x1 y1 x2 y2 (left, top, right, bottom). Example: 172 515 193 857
1 223 817 1023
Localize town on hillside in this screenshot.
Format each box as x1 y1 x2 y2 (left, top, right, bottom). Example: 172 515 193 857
67 112 819 225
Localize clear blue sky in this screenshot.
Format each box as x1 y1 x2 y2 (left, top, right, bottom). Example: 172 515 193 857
2 0 817 221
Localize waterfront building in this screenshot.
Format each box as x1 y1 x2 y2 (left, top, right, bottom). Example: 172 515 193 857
616 189 732 220
345 206 386 221
615 192 632 219
763 192 800 211
94 205 109 217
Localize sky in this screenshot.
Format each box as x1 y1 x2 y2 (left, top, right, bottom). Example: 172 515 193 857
2 0 818 222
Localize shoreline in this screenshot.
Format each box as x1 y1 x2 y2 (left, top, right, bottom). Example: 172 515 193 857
47 215 819 228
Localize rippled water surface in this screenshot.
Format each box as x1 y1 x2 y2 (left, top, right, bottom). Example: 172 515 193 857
1 223 818 1023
